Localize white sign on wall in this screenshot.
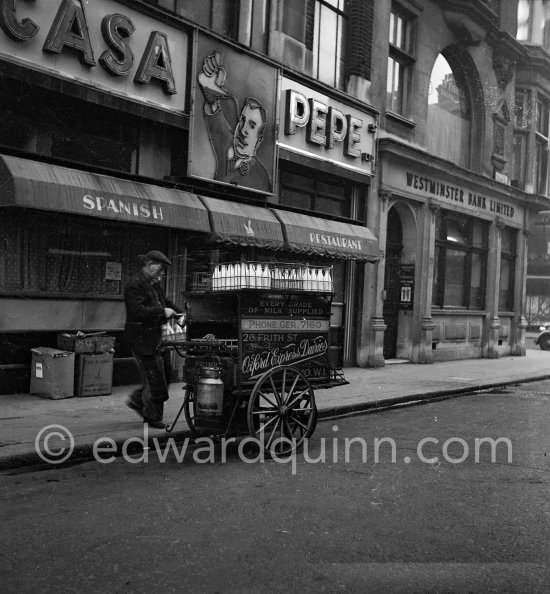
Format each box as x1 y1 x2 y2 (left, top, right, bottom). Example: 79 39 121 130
105 261 122 281
279 77 377 176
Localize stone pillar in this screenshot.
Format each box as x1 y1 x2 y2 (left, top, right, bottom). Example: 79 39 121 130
418 317 436 362
411 201 437 363
366 316 387 367
484 219 502 358
356 188 388 368
510 227 529 356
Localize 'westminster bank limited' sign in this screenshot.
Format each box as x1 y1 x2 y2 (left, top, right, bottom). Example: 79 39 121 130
384 162 523 224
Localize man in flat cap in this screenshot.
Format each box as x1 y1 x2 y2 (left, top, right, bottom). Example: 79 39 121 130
124 250 183 429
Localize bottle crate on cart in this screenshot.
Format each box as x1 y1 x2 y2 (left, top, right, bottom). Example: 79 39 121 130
191 261 334 293
30 347 75 399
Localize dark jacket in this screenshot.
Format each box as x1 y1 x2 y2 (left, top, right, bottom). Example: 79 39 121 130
124 273 180 356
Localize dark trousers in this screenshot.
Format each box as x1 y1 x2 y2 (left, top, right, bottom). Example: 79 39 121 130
129 351 172 422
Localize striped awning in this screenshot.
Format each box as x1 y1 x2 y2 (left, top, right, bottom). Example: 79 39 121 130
0 154 210 232
272 209 379 261
199 196 285 250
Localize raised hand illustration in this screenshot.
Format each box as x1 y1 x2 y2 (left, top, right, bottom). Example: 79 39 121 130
198 51 229 110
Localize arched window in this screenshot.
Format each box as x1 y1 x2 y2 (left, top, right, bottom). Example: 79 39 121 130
427 54 472 168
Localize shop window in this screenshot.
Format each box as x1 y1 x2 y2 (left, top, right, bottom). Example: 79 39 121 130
427 54 471 169
0 220 24 291
0 111 33 152
443 249 467 306
272 0 346 90
49 100 138 173
51 133 134 172
470 252 485 309
0 85 48 154
432 245 440 306
170 128 190 178
387 5 415 116
499 227 517 311
0 82 140 175
446 219 467 244
432 212 488 309
279 168 358 220
0 211 167 298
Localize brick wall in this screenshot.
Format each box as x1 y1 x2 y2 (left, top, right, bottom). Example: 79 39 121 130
346 0 373 80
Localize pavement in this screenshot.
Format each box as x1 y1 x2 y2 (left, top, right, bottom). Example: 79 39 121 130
2 338 549 470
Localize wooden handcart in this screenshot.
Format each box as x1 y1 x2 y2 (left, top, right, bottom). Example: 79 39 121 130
163 261 348 456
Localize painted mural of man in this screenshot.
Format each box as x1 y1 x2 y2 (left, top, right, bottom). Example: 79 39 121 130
197 52 272 193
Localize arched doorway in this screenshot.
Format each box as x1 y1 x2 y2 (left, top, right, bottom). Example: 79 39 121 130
383 208 403 359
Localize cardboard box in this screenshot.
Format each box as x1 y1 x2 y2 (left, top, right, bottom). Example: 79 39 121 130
57 333 96 354
30 348 75 399
75 353 113 397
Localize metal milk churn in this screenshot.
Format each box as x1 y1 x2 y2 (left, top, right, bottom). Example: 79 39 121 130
196 366 224 417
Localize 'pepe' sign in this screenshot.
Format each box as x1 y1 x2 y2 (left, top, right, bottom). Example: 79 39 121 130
279 77 376 175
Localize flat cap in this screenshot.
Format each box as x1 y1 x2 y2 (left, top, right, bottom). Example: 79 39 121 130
139 250 172 266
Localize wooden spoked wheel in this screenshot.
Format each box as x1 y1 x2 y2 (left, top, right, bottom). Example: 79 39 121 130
247 365 317 457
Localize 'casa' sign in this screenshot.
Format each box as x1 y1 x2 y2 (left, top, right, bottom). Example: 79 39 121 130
0 0 188 113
